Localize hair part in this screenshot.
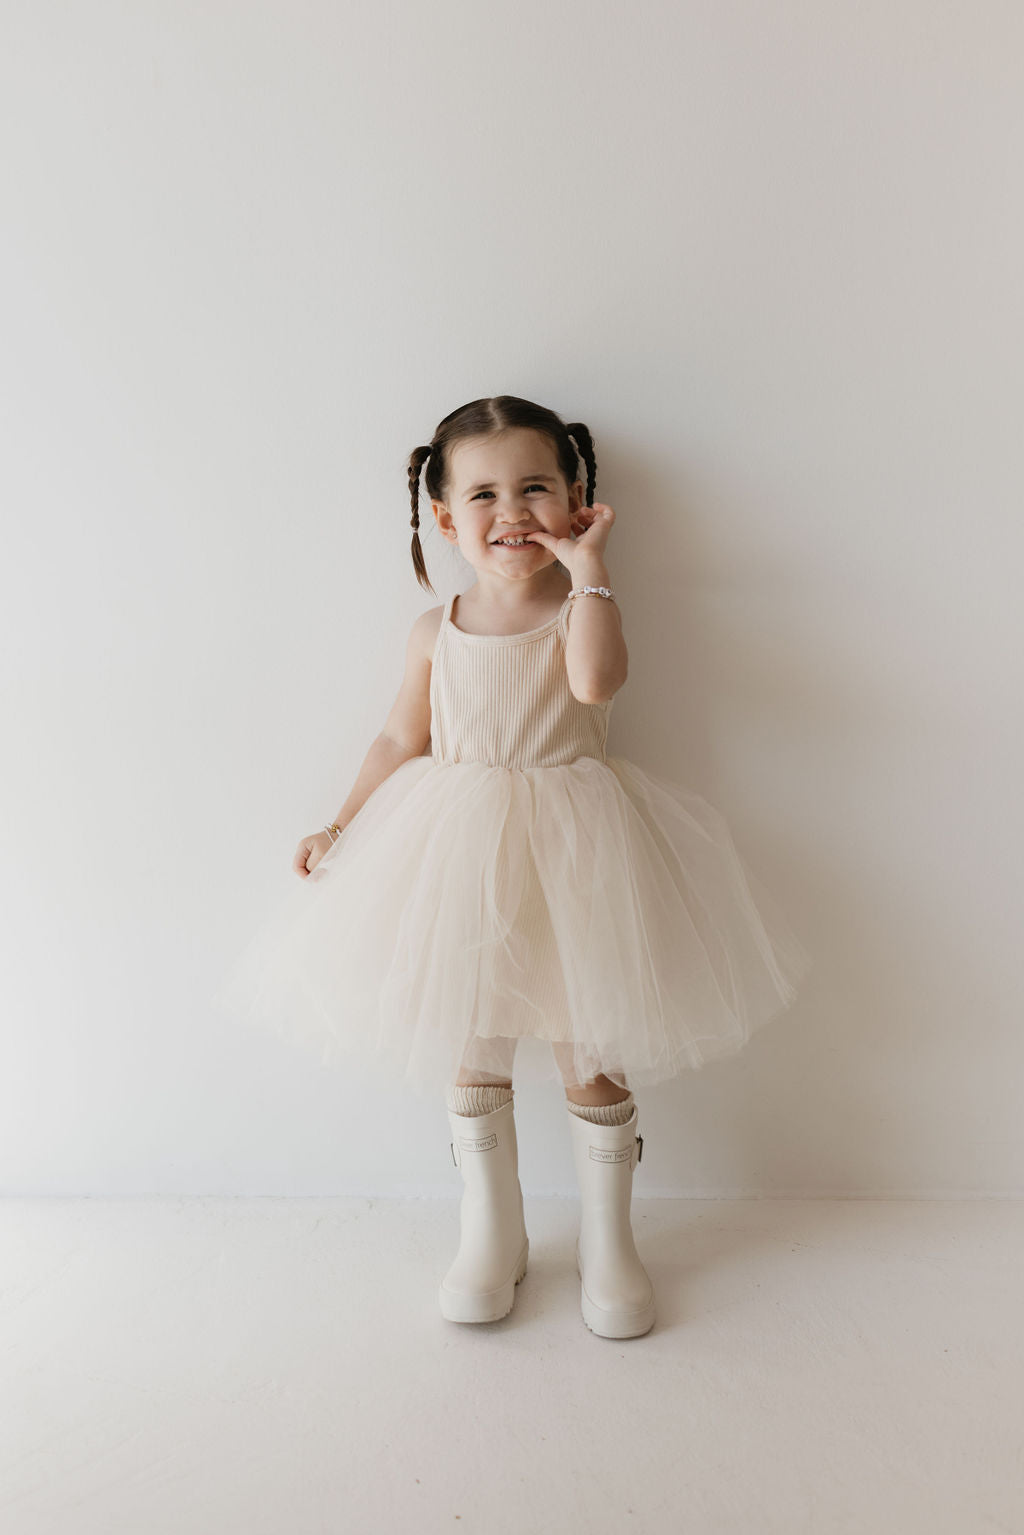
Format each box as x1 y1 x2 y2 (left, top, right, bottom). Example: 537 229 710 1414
406 395 598 595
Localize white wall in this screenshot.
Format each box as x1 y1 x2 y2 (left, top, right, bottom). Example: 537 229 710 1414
2 1 1021 1196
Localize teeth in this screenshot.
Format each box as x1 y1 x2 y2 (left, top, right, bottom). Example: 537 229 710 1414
496 537 530 545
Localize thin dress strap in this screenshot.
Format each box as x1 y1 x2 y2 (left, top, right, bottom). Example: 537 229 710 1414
555 590 576 647
432 594 456 664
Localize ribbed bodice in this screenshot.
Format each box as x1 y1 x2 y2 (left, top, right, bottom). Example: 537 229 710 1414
429 591 613 769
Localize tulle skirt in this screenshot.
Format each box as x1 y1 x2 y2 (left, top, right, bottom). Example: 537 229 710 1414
213 754 812 1099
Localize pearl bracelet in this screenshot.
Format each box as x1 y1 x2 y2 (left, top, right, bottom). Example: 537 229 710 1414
567 584 617 603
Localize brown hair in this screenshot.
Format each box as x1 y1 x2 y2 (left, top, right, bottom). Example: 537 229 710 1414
406 395 598 595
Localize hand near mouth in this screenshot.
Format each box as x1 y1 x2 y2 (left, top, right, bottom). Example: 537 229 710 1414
522 502 616 571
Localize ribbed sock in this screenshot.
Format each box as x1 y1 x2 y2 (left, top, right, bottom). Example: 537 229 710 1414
446 1083 514 1116
566 1092 635 1126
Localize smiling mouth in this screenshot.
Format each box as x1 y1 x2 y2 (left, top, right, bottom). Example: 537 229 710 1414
491 536 536 546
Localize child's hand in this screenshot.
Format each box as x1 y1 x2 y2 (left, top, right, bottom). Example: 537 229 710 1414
525 502 616 573
293 831 335 879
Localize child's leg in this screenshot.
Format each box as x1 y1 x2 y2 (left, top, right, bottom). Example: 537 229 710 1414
441 1033 528 1324
554 1045 654 1337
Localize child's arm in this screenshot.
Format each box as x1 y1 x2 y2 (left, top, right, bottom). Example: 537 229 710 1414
293 609 437 879
291 604 436 884
325 609 435 832
563 564 628 703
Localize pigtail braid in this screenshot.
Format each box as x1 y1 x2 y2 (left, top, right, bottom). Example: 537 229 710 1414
407 444 437 595
564 422 598 509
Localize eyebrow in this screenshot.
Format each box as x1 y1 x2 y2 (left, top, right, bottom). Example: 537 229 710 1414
464 475 557 494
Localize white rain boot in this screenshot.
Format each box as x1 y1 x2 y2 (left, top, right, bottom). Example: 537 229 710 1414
440 1097 530 1323
566 1102 656 1338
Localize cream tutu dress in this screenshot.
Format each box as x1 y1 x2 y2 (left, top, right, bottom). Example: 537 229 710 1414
214 590 812 1098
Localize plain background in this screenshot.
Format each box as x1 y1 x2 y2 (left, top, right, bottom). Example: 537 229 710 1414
2 0 1020 1197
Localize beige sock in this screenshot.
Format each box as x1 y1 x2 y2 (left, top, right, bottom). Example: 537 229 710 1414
566 1093 635 1126
446 1083 514 1116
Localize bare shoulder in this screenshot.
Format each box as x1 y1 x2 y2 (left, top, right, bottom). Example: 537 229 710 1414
411 603 445 666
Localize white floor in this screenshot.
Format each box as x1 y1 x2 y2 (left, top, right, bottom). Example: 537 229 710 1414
2 1196 1021 1535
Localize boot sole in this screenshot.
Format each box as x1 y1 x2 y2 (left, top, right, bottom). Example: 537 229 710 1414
439 1237 530 1324
576 1251 656 1339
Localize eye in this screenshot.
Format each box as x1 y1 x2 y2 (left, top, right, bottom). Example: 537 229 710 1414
472 484 550 499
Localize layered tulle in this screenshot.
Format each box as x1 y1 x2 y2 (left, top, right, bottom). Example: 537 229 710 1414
213 753 812 1099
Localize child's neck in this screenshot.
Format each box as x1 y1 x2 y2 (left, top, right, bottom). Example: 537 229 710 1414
462 569 571 616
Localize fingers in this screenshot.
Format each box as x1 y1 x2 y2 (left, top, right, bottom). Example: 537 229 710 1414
574 502 614 527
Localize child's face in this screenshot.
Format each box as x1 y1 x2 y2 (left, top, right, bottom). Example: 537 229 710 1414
431 429 584 577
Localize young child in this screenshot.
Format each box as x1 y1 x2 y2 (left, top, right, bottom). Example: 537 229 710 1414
215 394 812 1339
